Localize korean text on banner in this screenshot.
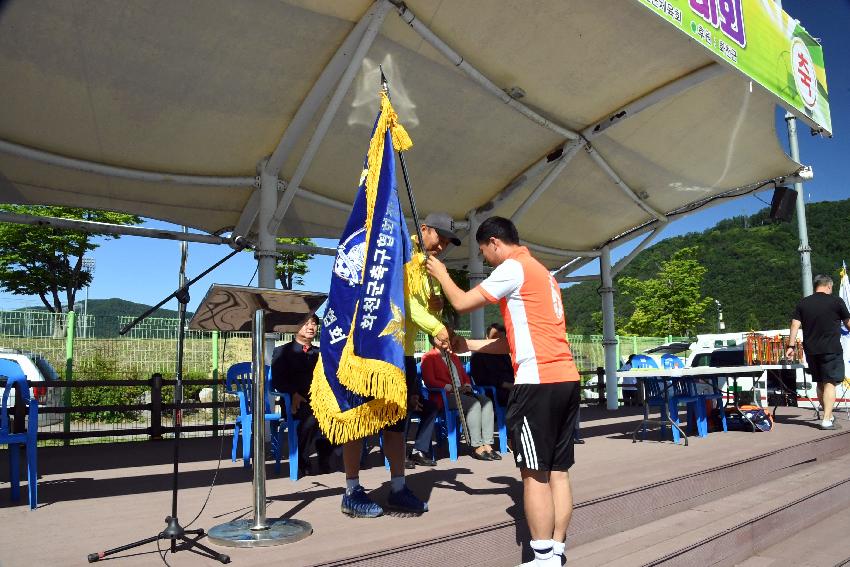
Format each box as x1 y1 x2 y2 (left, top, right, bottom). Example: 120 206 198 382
636 0 831 135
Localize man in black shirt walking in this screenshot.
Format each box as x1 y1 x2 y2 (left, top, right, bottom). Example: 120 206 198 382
271 314 332 476
787 275 850 430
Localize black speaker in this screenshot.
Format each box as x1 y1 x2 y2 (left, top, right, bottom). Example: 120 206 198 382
769 186 797 221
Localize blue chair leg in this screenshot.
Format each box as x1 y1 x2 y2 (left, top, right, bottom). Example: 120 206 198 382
27 444 37 509
669 400 682 444
242 415 252 467
447 411 458 462
268 422 280 475
231 421 240 462
378 431 389 470
287 420 299 481
719 402 728 432
8 444 20 502
495 405 507 454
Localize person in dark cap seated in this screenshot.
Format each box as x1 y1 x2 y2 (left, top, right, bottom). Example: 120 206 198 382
271 314 333 477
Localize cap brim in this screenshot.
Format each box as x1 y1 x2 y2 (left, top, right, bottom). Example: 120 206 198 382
432 227 461 246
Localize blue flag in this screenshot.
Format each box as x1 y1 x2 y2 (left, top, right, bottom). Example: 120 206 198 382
311 93 414 443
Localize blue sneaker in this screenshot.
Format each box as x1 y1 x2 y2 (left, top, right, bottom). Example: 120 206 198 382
341 486 383 518
386 485 428 514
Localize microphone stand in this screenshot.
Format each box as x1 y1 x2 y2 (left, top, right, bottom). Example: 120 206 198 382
87 240 248 564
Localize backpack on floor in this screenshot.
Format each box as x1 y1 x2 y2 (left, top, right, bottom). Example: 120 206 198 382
724 405 773 432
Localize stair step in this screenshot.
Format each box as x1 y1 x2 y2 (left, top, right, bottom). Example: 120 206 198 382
734 505 850 567
568 452 850 567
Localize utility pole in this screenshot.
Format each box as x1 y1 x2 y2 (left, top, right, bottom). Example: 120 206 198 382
81 257 95 338
786 113 814 297
776 0 813 298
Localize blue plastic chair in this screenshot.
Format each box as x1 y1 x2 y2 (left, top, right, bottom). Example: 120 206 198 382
1 359 38 509
695 375 728 434
419 362 461 462
225 362 292 478
266 373 304 481
639 377 669 441
630 354 659 369
468 374 508 455
661 354 685 369
632 356 668 441
668 378 704 442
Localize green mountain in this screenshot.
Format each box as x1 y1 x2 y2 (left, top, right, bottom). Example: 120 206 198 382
15 298 194 338
74 298 191 320
562 198 850 335
18 298 191 320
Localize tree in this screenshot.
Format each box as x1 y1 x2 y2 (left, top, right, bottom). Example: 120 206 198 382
618 246 713 336
275 237 316 290
0 205 141 315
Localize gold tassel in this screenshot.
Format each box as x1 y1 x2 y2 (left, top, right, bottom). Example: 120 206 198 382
311 355 406 444
405 253 429 299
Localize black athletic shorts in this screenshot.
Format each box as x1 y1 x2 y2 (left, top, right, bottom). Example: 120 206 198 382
384 356 419 433
505 381 580 471
807 352 845 384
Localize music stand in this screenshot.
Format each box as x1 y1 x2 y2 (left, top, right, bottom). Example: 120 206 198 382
189 284 326 547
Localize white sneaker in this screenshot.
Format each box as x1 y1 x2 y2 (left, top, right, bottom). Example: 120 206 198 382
517 557 560 567
820 418 835 430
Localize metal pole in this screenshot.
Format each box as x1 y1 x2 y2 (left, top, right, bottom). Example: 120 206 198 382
467 214 485 339
785 113 813 296
63 310 75 446
212 330 219 436
600 247 619 410
251 309 268 531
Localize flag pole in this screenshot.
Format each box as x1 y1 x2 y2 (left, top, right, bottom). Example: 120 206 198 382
381 67 470 446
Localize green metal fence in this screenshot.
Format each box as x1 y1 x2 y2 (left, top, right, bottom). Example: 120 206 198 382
0 309 690 444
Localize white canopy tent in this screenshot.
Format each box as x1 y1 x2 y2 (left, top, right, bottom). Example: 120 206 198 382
0 0 827 408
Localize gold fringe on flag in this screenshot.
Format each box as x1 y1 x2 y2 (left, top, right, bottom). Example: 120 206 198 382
310 354 406 445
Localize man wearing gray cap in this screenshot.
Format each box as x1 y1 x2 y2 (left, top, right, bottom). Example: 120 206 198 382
340 211 462 518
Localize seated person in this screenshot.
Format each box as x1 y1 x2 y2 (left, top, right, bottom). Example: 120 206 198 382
270 314 332 476
421 337 499 461
470 322 514 406
403 364 439 468
620 354 639 407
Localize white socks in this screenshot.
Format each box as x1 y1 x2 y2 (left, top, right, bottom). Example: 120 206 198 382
553 540 565 561
528 539 560 566
347 476 406 494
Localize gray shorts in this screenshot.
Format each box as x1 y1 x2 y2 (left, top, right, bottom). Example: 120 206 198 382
807 352 845 384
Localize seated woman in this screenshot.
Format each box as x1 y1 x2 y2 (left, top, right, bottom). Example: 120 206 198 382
421 337 499 461
470 322 514 406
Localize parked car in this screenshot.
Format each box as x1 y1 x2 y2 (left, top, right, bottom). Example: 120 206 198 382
0 348 63 427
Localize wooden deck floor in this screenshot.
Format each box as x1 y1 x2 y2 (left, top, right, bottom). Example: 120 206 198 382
1 405 846 567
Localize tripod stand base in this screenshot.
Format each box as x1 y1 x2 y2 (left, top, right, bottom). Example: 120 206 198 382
87 518 230 563
208 518 312 548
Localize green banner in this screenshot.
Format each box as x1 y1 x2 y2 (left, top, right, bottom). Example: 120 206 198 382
636 0 831 135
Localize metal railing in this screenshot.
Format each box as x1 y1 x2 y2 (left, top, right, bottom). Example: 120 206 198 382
4 374 238 445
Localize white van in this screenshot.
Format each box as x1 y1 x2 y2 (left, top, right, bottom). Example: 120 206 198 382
0 348 64 427
685 331 843 410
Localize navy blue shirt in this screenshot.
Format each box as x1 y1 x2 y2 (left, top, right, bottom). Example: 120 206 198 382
270 340 319 398
792 292 850 355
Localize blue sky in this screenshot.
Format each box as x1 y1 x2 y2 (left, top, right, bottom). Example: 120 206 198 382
1 0 846 314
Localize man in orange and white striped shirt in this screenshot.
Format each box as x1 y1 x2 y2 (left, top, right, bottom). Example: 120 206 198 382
427 216 579 567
